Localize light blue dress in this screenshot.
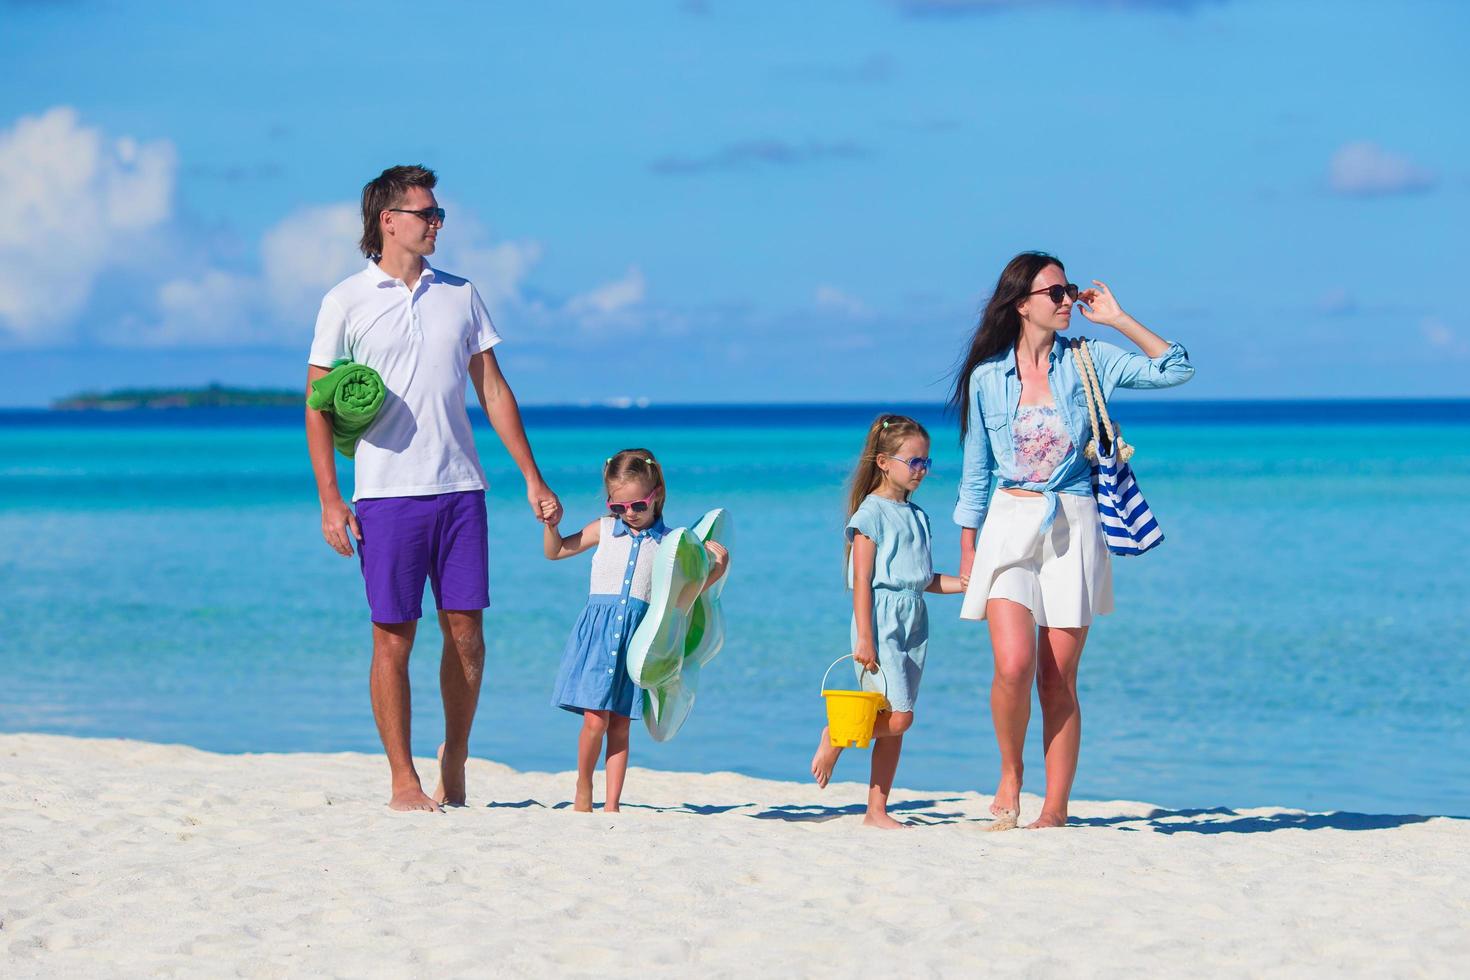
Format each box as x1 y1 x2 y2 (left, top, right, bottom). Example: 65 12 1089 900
846 494 933 713
551 516 670 719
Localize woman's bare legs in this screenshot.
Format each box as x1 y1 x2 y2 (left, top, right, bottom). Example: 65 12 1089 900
986 598 1038 821
604 714 632 812
1030 625 1088 829
575 710 610 812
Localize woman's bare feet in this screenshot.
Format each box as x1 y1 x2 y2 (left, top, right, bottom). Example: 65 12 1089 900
604 803 621 814
810 728 843 788
573 780 594 813
862 812 908 830
1025 811 1068 829
431 742 468 807
990 771 1022 818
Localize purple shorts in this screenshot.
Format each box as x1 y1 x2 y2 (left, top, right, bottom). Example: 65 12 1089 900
356 491 489 624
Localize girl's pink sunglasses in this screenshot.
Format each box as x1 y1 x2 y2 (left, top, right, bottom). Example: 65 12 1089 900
607 489 658 516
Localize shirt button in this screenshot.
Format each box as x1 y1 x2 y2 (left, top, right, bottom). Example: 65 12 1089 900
620 599 626 605
617 615 622 621
614 633 620 639
624 579 631 585
607 668 615 674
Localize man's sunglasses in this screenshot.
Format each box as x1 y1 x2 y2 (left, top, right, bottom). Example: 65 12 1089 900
886 454 933 474
1027 283 1079 304
386 206 446 225
608 489 659 516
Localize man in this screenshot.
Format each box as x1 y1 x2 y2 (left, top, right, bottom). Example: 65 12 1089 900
305 165 561 812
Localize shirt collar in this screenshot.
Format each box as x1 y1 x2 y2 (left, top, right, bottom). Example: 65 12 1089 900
1005 334 1065 375
367 258 435 288
611 516 670 542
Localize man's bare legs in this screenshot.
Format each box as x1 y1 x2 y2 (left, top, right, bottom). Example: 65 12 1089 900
603 714 631 812
370 620 440 812
432 609 485 807
1029 625 1087 829
986 599 1038 826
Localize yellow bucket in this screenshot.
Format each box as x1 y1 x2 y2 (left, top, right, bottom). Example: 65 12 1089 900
820 655 889 749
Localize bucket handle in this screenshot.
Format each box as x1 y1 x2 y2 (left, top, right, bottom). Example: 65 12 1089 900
819 654 888 698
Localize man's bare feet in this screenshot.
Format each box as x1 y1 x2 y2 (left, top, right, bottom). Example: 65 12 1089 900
573 781 594 813
810 728 843 788
1025 812 1068 829
862 812 908 830
604 803 620 814
388 785 442 813
431 742 468 807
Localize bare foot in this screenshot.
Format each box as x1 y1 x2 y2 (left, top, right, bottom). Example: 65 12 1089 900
862 812 909 830
388 785 442 813
990 772 1021 818
603 803 621 814
431 742 468 807
573 781 594 813
1025 812 1068 829
810 728 843 789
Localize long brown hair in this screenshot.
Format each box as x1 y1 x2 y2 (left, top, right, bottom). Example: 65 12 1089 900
844 414 929 566
359 164 437 259
604 448 667 520
948 251 1064 439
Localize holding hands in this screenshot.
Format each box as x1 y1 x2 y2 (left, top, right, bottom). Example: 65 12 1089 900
853 640 880 674
531 483 563 526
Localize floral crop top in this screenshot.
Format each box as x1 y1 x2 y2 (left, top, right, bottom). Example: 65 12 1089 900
1011 405 1074 483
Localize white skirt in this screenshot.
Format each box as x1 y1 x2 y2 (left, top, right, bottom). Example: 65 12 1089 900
960 490 1114 628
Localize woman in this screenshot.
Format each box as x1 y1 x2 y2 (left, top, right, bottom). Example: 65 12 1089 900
951 251 1194 829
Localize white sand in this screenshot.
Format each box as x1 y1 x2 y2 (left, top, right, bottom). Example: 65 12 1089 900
1 734 1465 978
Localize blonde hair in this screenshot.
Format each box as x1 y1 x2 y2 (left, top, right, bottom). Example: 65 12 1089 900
604 448 667 520
844 414 929 566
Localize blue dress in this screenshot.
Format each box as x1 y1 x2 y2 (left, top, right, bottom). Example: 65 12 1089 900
551 516 670 719
846 494 933 713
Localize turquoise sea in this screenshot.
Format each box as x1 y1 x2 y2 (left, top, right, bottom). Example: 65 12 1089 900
2 402 1467 816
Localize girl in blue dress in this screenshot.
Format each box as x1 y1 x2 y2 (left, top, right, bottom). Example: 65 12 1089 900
810 416 963 828
542 449 729 813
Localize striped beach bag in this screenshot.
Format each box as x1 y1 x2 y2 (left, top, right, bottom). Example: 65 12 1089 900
1072 338 1164 556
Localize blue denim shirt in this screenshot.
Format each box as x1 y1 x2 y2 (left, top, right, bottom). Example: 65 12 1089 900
953 335 1194 529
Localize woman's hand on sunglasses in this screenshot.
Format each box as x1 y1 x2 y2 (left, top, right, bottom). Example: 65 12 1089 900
1077 280 1125 326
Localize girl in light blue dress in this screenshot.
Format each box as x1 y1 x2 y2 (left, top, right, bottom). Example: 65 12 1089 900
542 449 728 814
810 415 963 828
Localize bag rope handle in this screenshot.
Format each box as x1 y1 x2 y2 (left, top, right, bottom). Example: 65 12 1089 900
1072 338 1134 463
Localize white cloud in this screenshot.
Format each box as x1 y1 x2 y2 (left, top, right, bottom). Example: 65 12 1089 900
815 284 868 317
1328 141 1436 197
1421 317 1468 358
436 208 544 313
260 203 364 320
0 107 176 341
127 201 546 347
566 266 646 321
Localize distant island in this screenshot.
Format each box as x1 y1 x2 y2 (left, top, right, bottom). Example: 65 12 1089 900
53 384 299 411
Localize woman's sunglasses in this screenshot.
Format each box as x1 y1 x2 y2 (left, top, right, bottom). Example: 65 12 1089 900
885 454 933 474
608 489 659 516
1027 283 1079 304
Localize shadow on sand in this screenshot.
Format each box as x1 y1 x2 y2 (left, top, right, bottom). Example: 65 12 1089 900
1068 807 1458 834
488 797 1461 832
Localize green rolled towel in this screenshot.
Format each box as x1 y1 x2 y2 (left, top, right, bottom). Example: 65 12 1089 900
306 359 386 458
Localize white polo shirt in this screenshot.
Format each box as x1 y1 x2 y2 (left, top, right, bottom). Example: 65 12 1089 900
308 260 502 501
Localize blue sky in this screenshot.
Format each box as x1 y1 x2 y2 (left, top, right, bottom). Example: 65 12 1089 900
1 0 1465 405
